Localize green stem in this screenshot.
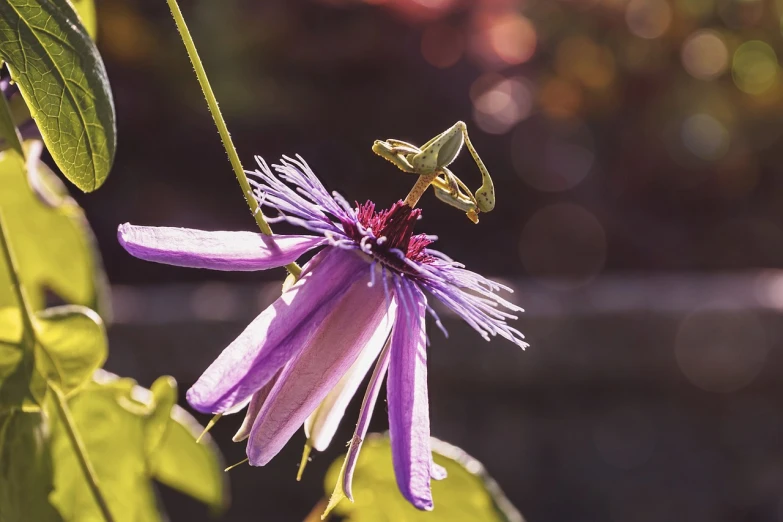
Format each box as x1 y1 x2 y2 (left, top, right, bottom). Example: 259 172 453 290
51 385 116 522
0 209 34 336
165 0 301 278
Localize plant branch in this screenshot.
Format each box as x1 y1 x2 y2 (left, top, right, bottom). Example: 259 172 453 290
165 0 301 278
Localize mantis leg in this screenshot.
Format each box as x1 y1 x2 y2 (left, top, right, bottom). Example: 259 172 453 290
372 140 418 174
431 169 477 205
387 145 421 156
432 167 480 223
385 139 421 150
457 122 495 213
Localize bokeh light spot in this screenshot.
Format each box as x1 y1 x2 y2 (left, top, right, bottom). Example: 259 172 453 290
675 308 767 393
472 76 533 134
625 0 672 39
519 203 606 290
486 13 537 65
681 113 730 161
421 23 464 69
681 30 729 80
732 41 779 95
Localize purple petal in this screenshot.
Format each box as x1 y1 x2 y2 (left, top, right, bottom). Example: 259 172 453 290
388 277 433 511
118 223 325 271
343 336 393 501
304 295 396 451
232 368 282 442
186 248 367 413
246 269 394 466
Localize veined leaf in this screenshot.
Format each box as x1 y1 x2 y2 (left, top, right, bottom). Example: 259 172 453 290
0 0 116 191
49 374 161 522
49 371 228 522
0 147 110 314
34 305 106 397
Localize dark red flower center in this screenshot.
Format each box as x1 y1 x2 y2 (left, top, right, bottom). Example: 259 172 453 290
341 200 435 269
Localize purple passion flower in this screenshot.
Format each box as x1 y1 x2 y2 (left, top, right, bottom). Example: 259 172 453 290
117 156 526 511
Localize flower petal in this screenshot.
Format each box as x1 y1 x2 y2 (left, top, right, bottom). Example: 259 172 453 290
118 223 325 271
232 368 282 442
304 297 396 452
342 335 392 501
323 336 393 518
186 248 367 413
387 277 433 511
247 269 394 466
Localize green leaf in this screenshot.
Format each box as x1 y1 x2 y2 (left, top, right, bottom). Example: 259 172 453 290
49 375 160 522
0 307 23 383
144 375 226 513
0 303 105 413
0 307 35 411
323 434 525 522
147 402 226 512
49 371 228 522
0 409 64 522
67 0 97 41
34 305 106 397
0 146 110 314
0 0 116 192
144 375 225 510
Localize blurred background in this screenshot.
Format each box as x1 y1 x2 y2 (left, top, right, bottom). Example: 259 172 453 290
73 0 783 519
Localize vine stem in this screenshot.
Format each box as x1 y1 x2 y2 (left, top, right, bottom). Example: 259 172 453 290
51 386 117 522
165 0 301 278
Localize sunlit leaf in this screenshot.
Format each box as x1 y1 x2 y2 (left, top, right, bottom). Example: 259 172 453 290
145 376 178 453
0 0 116 191
49 374 160 522
34 305 106 397
0 307 23 383
0 308 36 411
49 371 228 522
0 410 63 522
147 402 227 512
68 0 97 41
324 434 525 522
0 147 109 314
143 374 225 510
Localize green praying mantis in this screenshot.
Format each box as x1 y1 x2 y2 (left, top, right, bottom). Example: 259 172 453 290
372 121 495 224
